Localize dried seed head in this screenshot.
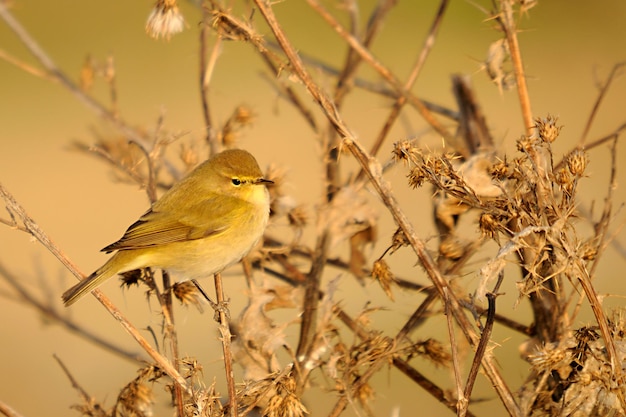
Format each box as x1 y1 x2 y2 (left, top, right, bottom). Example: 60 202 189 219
490 159 509 181
527 343 568 373
417 339 452 368
390 227 409 254
392 140 414 163
553 167 570 186
567 149 587 177
535 114 562 143
479 212 500 240
146 0 186 40
172 281 203 309
372 259 395 301
407 166 426 188
516 135 535 153
119 269 146 289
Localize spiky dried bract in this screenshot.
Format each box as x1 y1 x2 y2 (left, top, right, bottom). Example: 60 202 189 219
479 212 500 240
115 365 164 417
522 321 626 416
490 158 509 181
567 149 588 177
371 259 396 301
413 339 452 368
145 0 185 40
261 372 308 417
516 134 536 153
119 269 146 289
407 166 426 188
392 140 418 164
390 227 409 254
172 280 203 309
535 114 562 143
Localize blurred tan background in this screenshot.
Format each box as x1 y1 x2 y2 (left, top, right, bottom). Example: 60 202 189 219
1 1 626 416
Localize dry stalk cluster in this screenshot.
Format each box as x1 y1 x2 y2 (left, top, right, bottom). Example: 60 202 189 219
0 1 625 417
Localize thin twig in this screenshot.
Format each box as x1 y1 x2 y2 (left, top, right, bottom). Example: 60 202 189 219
305 0 453 142
497 0 533 134
213 272 238 417
0 261 144 363
358 0 450 184
461 276 502 417
251 3 520 414
0 400 26 417
0 183 190 393
579 62 626 146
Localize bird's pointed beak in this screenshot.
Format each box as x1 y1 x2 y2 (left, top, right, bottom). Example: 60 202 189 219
256 178 274 185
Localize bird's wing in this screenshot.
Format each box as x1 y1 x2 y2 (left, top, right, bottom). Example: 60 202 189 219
101 194 247 252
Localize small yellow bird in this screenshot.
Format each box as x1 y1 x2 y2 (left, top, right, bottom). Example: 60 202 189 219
62 149 272 306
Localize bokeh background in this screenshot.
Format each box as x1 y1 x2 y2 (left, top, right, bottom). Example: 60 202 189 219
1 1 626 416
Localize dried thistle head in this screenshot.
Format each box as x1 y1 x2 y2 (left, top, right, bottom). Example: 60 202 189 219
146 0 186 40
535 114 562 143
390 227 409 254
371 259 396 301
479 212 501 241
526 342 569 373
116 366 161 417
119 269 147 289
490 158 509 181
172 280 203 310
566 149 587 177
516 135 536 153
414 339 451 368
407 166 426 188
392 140 417 164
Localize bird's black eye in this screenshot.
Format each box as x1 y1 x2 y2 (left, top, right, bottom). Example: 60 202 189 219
231 178 242 186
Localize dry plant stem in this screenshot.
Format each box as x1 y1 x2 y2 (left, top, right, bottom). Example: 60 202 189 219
0 401 25 417
395 288 438 340
332 0 397 106
304 0 453 142
252 3 520 415
393 357 477 417
265 238 530 337
579 62 626 146
336 305 475 416
0 48 53 80
208 2 320 133
359 0 449 182
0 261 144 363
296 231 329 376
0 183 190 393
200 3 220 156
461 289 499 417
445 289 466 417
575 138 624 387
161 271 184 417
213 272 238 417
0 3 150 148
53 355 95 409
327 345 394 417
498 0 533 133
